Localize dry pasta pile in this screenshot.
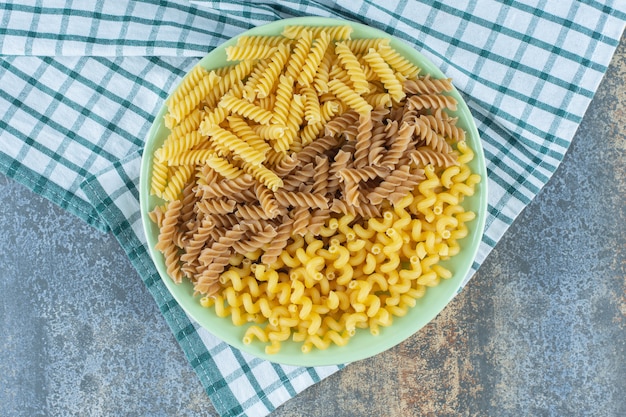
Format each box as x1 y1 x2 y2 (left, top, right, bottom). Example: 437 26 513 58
149 24 481 354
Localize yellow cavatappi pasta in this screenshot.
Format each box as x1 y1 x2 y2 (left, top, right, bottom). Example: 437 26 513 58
150 24 481 355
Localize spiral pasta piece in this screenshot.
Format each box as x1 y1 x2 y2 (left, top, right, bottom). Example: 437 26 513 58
335 42 369 94
300 100 340 145
377 44 421 79
326 149 352 194
367 122 389 167
407 94 458 112
343 38 390 54
302 86 322 124
413 117 453 153
403 75 454 95
298 31 331 87
251 184 278 219
360 60 379 82
337 166 389 183
253 124 286 141
255 43 291 99
328 78 373 116
166 65 209 111
205 153 245 180
271 74 295 126
242 58 271 102
241 35 293 49
261 216 293 262
168 149 216 166
273 154 299 177
274 94 305 153
163 107 203 150
232 224 278 255
388 168 425 204
226 44 277 61
162 165 194 202
199 107 229 136
199 174 255 199
312 156 330 195
366 165 414 205
418 114 466 142
363 48 405 102
258 95 276 112
180 218 215 265
274 190 329 209
380 122 414 169
354 112 373 168
243 162 284 192
342 176 361 206
155 200 183 282
227 115 272 155
219 94 274 125
300 118 327 146
330 197 382 218
236 204 274 221
150 156 168 197
324 109 360 136
313 46 335 94
196 198 237 217
160 130 207 162
290 206 311 237
207 213 241 230
364 92 392 108
329 64 353 87
155 200 182 251
169 71 220 124
282 25 352 41
204 124 266 166
180 177 198 225
409 147 458 168
196 227 246 295
295 134 341 165
197 227 235 264
284 29 313 81
281 162 315 191
204 60 255 109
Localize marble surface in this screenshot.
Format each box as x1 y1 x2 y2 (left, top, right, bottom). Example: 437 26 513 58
1 36 624 417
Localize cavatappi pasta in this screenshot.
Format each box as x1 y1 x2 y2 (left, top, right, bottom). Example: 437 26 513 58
149 24 481 354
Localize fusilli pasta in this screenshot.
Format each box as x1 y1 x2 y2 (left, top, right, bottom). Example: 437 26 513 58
150 25 481 355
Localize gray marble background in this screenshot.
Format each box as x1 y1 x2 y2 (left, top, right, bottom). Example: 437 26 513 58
1 36 624 417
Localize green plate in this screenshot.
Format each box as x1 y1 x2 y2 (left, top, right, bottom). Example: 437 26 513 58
139 16 487 366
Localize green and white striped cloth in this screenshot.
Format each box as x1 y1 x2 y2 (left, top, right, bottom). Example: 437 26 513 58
1 1 624 416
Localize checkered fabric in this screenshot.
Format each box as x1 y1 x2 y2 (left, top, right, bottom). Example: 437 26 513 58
1 1 624 416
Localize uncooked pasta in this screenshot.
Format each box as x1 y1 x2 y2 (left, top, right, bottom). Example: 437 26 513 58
149 24 481 355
